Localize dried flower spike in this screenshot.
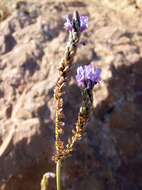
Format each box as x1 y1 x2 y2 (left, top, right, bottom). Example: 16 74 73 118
76 64 101 91
64 15 88 32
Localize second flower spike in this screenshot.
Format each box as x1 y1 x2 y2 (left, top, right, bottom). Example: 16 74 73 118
76 64 101 91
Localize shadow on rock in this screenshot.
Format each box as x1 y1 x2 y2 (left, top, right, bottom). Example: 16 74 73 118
91 59 142 190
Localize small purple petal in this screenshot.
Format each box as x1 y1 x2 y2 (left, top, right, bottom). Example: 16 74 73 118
77 80 85 88
80 16 88 32
76 66 85 87
76 66 84 80
94 68 101 83
84 64 95 81
64 16 72 31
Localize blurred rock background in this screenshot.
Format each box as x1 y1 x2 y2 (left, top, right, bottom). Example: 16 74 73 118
0 0 142 189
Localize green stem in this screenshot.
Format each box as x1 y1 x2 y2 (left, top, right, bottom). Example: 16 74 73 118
56 160 61 190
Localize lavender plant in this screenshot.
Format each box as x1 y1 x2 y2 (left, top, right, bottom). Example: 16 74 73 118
41 11 101 190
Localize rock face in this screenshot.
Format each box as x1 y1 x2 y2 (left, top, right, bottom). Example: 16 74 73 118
0 0 142 190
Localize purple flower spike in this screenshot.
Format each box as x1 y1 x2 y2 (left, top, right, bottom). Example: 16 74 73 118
76 64 101 90
64 15 88 32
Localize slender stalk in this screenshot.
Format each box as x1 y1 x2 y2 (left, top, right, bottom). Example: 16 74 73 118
56 160 61 190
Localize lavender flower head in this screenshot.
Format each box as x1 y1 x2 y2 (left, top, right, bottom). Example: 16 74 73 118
76 64 101 91
64 15 88 32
